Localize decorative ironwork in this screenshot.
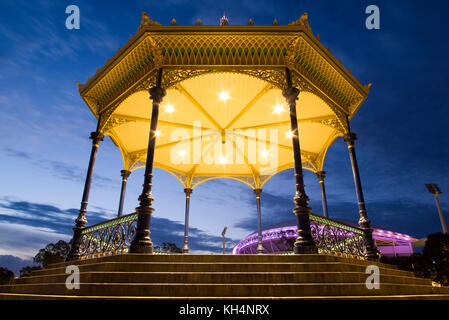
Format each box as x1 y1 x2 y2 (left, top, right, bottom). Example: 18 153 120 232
233 212 366 258
309 214 366 257
80 212 138 257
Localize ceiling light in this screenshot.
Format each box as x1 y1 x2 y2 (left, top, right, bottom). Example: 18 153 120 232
274 104 284 114
164 104 174 112
261 150 269 157
155 130 161 137
286 131 294 138
218 156 227 164
178 150 186 157
219 91 230 101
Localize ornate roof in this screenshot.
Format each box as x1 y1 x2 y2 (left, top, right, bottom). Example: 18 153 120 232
77 12 371 189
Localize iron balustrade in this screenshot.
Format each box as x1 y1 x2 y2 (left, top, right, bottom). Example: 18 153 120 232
233 213 367 258
79 212 367 259
80 212 138 258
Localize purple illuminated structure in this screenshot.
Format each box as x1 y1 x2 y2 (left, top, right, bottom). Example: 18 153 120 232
232 219 417 257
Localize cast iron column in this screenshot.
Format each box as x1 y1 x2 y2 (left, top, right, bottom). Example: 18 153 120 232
117 170 131 217
282 68 317 254
66 129 104 261
254 188 264 254
129 68 166 254
182 188 193 253
343 131 378 260
316 171 329 218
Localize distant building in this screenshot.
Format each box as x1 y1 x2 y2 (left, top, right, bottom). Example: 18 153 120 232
233 219 417 257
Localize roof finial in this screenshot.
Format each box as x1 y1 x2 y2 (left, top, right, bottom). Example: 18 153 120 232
170 18 178 25
272 18 279 26
248 18 254 25
195 18 202 25
220 12 229 26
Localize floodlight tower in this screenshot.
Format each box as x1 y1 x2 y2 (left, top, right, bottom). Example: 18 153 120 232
425 183 448 234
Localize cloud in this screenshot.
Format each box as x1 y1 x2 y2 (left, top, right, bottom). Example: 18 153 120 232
3 147 115 188
0 197 240 259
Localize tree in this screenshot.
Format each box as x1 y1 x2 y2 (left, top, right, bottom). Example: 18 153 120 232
33 240 71 268
422 232 449 286
19 266 42 278
0 267 14 285
154 242 182 253
380 232 449 286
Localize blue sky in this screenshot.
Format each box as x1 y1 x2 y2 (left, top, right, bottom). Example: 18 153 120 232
0 0 448 273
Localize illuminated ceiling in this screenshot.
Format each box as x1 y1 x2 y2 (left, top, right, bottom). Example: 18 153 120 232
107 72 339 188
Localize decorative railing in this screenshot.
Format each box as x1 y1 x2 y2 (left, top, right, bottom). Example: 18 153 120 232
233 213 367 259
309 213 366 258
80 212 138 258
80 211 367 259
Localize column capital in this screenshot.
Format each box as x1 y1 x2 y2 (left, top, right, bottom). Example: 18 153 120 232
120 170 131 179
184 188 193 197
282 86 300 105
343 132 357 145
254 188 263 197
149 86 166 104
89 131 104 145
315 171 326 182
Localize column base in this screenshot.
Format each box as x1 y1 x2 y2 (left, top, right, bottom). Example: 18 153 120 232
182 245 189 254
257 244 264 254
293 244 318 254
129 238 153 254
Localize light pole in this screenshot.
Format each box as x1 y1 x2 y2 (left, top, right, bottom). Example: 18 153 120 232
425 183 448 234
221 227 227 254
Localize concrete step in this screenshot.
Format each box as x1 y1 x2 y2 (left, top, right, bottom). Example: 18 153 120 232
31 262 414 277
48 254 398 270
14 271 432 286
1 293 449 300
0 282 442 297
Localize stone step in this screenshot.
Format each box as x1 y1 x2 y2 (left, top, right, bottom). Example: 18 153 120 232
0 282 442 297
49 254 398 270
31 262 414 277
14 271 431 286
1 293 449 300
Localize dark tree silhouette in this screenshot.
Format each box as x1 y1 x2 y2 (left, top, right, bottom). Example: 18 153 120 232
154 242 182 253
34 240 71 268
19 266 42 278
0 267 14 285
380 232 449 286
422 232 449 286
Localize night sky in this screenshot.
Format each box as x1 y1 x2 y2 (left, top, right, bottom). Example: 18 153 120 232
0 0 448 274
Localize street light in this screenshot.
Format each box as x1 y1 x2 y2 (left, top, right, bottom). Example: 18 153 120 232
425 183 448 234
221 227 227 254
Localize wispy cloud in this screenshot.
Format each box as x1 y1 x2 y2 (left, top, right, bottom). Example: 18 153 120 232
0 197 240 259
3 147 114 188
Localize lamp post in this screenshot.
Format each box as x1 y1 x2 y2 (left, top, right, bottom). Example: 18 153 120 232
425 183 448 234
222 227 227 254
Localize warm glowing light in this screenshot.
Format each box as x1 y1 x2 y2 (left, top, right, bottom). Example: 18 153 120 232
155 130 161 137
164 104 174 112
286 131 294 138
261 150 269 157
274 104 284 114
178 150 186 157
218 156 227 164
219 91 230 101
